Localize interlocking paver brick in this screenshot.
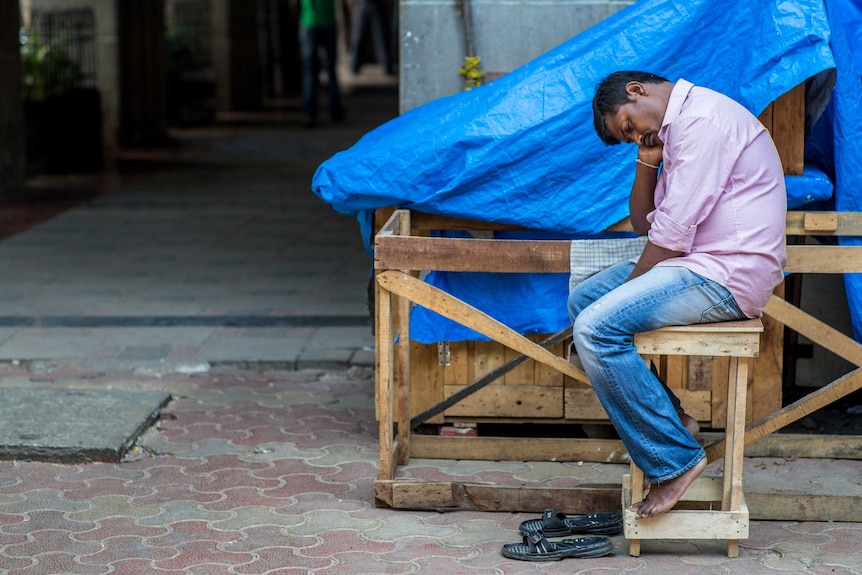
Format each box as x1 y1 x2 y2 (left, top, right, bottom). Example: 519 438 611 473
0 365 861 574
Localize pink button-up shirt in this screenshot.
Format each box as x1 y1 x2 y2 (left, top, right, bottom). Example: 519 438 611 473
647 79 787 318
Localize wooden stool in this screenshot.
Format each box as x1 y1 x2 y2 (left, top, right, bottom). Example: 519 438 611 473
622 319 763 558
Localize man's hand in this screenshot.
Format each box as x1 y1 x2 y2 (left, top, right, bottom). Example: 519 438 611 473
628 241 682 281
638 142 663 168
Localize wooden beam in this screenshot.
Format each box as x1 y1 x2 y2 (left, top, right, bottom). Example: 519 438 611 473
374 478 862 521
786 211 862 236
375 236 572 273
410 434 630 463
763 295 862 366
411 432 862 462
374 480 621 513
705 367 862 461
771 83 806 176
785 245 862 274
376 270 591 384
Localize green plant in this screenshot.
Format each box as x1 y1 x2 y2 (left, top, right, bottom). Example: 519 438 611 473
20 29 84 100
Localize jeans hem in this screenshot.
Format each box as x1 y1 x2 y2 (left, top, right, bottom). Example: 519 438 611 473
649 449 706 485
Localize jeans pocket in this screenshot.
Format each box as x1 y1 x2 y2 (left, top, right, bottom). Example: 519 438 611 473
700 292 747 323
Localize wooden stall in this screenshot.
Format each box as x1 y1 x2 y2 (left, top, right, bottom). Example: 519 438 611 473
372 84 862 514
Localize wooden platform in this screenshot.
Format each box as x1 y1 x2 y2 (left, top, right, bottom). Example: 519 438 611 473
375 433 862 522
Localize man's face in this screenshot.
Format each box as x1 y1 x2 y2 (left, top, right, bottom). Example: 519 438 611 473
602 82 665 148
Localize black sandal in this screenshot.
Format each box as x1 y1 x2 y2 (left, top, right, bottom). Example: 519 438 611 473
518 509 623 537
501 532 614 562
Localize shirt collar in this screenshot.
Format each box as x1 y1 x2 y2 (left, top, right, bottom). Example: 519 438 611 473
661 78 695 132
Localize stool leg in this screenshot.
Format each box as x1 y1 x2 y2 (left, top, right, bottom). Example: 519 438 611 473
723 356 749 557
628 462 644 556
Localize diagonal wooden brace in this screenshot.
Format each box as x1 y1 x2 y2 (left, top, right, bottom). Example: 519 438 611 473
376 270 590 385
705 366 862 461
764 295 862 366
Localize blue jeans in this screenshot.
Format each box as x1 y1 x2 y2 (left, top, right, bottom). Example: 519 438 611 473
299 26 344 121
567 261 747 483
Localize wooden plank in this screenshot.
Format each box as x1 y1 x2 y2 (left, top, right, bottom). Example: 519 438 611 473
473 340 504 384
565 387 711 422
763 295 862 366
804 212 838 232
746 493 862 522
534 339 566 387
394 211 413 465
504 334 540 385
771 83 805 175
757 102 774 134
392 482 459 508
752 285 784 422
705 367 862 461
410 435 630 463
623 507 749 540
399 209 862 237
785 245 862 273
376 478 862 520
376 208 404 236
376 287 396 480
375 236 571 273
711 356 730 428
443 384 563 418
786 211 862 236
444 341 473 387
635 329 761 358
700 432 862 460
374 480 620 513
463 484 620 513
409 342 444 425
377 271 591 385
412 431 862 463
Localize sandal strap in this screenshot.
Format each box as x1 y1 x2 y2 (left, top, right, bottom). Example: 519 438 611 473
526 531 554 553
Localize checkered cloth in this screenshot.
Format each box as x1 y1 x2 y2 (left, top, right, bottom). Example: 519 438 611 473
569 237 648 291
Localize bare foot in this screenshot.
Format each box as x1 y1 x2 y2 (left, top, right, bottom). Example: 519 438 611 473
679 412 700 437
631 457 707 518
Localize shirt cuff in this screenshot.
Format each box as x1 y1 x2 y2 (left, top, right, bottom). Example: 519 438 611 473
648 210 696 253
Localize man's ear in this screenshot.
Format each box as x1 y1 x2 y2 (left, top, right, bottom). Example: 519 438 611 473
626 81 647 97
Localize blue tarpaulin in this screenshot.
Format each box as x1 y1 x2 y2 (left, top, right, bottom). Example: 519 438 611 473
312 0 858 342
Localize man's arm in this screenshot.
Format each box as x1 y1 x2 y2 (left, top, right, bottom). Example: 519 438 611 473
629 146 663 236
629 160 659 236
628 240 682 281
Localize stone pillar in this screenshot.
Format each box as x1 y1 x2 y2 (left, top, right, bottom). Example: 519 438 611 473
212 0 262 112
0 0 26 190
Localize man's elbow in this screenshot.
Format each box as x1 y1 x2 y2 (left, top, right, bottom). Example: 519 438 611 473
631 221 651 236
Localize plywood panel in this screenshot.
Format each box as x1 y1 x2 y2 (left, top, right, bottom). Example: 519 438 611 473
565 387 711 422
444 384 563 418
409 342 444 424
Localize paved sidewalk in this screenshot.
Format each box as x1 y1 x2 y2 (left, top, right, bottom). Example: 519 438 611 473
0 75 394 375
2 365 861 574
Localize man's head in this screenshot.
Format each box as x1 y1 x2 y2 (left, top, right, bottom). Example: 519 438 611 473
592 71 671 146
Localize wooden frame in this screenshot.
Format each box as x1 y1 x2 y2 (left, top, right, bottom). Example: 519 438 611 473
372 84 862 516
374 208 862 513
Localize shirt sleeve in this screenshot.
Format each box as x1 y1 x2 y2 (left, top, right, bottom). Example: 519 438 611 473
647 116 741 253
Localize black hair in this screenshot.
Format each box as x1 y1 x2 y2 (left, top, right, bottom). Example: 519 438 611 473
592 71 669 145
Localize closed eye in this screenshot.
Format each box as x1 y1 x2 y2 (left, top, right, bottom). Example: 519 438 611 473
622 123 634 144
